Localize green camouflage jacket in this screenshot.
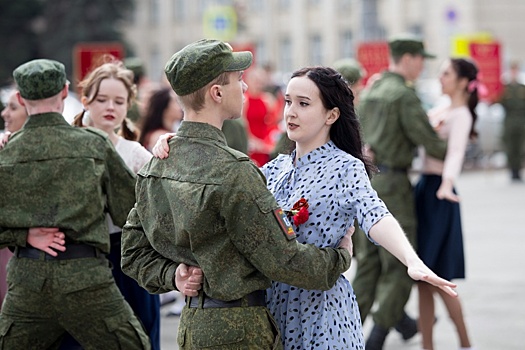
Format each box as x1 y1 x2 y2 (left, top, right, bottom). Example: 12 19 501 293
121 121 351 297
359 71 447 168
0 112 136 253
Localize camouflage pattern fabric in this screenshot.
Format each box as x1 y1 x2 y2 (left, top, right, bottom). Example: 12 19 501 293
353 71 447 329
0 112 147 348
222 119 248 154
0 256 150 349
178 305 283 349
164 39 253 96
121 121 351 346
0 113 136 253
13 59 67 100
499 82 525 172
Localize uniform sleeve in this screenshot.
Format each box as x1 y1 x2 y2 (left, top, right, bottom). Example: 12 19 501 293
103 140 137 227
399 92 447 160
121 204 178 294
223 164 351 291
0 228 28 248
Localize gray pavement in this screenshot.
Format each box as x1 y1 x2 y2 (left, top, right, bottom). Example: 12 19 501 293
159 168 525 349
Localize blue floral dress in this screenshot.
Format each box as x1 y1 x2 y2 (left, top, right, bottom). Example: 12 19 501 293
261 141 390 350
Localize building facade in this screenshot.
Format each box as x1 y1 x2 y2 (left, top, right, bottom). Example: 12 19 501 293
123 0 525 83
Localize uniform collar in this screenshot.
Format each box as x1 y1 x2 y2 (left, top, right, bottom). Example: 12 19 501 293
24 112 70 129
176 121 228 145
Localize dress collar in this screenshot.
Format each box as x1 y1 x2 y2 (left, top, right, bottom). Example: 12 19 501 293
292 140 336 167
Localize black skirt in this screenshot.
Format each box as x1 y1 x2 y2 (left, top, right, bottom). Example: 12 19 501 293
415 174 465 280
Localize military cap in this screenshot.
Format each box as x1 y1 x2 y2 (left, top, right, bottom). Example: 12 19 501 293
13 59 67 100
332 58 365 85
124 57 145 80
388 33 436 59
165 39 253 96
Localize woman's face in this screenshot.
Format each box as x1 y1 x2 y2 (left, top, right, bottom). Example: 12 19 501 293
1 92 28 132
163 92 184 130
83 78 129 134
439 60 463 97
284 76 336 150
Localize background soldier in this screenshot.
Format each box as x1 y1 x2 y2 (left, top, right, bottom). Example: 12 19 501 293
352 34 448 349
499 61 525 181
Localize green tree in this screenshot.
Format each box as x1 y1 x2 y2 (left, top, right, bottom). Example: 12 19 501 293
0 0 43 86
0 0 134 86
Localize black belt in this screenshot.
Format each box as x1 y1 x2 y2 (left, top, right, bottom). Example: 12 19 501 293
16 243 99 261
188 290 266 309
377 164 408 173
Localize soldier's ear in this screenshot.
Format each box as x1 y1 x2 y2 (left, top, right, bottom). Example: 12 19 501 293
209 84 222 103
16 91 26 107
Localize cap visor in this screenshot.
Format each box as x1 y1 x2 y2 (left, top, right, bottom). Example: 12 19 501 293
423 51 436 59
226 51 253 72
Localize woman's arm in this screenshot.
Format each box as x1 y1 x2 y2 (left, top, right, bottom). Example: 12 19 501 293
369 215 457 297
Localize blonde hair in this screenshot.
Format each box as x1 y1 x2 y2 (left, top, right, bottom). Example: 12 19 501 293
73 59 139 140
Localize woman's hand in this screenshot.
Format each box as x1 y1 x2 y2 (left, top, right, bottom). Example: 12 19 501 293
26 227 66 256
152 132 176 159
407 258 458 297
436 179 460 203
0 131 12 149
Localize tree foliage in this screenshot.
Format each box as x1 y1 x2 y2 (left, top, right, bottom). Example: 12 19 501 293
0 0 134 86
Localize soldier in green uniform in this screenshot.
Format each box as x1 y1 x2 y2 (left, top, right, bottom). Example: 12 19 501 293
0 59 150 349
352 35 448 349
120 39 353 349
499 61 525 181
125 57 146 125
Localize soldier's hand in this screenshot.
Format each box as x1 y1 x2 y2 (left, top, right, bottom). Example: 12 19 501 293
338 226 355 257
26 227 66 256
152 133 176 159
175 263 204 297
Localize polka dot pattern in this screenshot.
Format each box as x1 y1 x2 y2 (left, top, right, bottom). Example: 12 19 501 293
261 141 390 349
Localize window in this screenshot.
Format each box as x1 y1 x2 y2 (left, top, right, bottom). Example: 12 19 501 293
340 30 354 59
149 0 160 26
309 35 323 65
279 38 292 74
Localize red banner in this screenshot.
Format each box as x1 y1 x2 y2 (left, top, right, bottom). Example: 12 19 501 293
469 42 502 102
357 41 390 85
73 42 125 84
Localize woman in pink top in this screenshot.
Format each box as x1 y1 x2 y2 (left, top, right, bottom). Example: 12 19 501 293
415 58 480 350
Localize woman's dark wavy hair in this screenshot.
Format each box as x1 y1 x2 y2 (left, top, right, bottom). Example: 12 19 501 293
450 58 479 139
290 66 376 177
138 87 173 146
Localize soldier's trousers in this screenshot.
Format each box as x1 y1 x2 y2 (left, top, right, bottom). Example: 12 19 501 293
352 171 416 329
177 304 283 349
503 122 525 171
0 254 151 350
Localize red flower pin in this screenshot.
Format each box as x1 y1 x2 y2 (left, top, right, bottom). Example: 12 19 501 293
286 198 310 227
